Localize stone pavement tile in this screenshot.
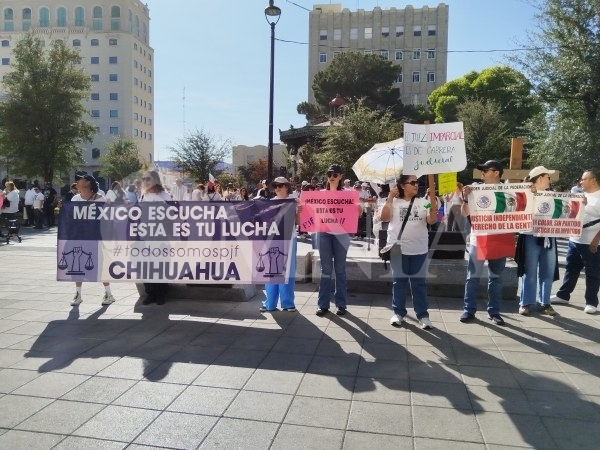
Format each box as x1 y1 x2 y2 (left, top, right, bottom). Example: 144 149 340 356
361 340 410 361
280 322 326 340
73 405 159 441
525 389 600 421
188 331 241 348
0 368 41 393
552 354 600 375
356 357 408 380
193 365 255 389
0 395 54 428
54 356 121 376
16 399 105 434
112 380 186 410
543 416 598 449
489 335 545 353
127 340 183 362
452 347 507 368
409 362 462 384
352 377 410 405
271 424 344 450
258 351 313 372
271 336 320 355
567 373 600 396
406 329 453 348
412 405 483 442
201 417 278 449
0 319 27 333
0 429 65 450
284 396 350 429
0 332 33 348
501 351 563 372
296 373 354 400
244 368 304 395
133 411 217 448
476 411 559 449
414 437 486 449
308 354 361 377
512 369 579 393
344 430 412 449
467 385 535 414
144 361 208 384
95 357 161 380
228 332 281 352
224 390 293 422
167 385 238 416
411 380 472 410
407 345 457 365
347 401 411 435
459 366 520 388
13 372 89 398
53 436 127 449
323 325 366 344
0 309 23 320
61 377 137 404
166 345 223 365
212 348 269 368
315 339 363 357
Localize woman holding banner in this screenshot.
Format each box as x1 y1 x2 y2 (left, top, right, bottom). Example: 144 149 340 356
379 174 438 329
516 166 559 316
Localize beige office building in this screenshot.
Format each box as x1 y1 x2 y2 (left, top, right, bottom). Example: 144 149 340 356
0 0 154 180
308 3 448 107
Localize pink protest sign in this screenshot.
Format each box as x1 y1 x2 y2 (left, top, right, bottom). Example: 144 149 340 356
299 190 359 233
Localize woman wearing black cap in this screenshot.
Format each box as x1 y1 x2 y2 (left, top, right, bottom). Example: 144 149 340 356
315 164 352 316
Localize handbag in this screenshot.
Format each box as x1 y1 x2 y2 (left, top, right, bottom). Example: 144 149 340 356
379 197 415 267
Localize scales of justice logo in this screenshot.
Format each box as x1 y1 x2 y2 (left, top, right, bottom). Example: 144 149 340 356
256 246 288 278
58 246 95 275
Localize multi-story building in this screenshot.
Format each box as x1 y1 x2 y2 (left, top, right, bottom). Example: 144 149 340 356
0 0 154 182
308 3 448 107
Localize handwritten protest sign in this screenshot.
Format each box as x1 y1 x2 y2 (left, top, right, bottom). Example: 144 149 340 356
299 190 359 233
467 183 534 235
532 192 584 237
438 172 457 196
57 200 296 284
403 122 467 176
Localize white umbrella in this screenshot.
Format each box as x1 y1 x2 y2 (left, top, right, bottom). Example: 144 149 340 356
351 137 404 184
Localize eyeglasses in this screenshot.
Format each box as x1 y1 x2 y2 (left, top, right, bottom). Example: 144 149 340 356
327 172 340 178
274 183 286 188
142 177 152 182
403 180 419 186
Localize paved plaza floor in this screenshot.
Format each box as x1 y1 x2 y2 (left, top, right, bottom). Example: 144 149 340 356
0 227 598 449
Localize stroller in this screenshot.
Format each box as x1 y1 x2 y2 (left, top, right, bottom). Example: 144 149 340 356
5 218 22 244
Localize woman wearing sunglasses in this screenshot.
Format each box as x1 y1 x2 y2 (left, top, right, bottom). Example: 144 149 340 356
315 164 353 316
379 174 438 329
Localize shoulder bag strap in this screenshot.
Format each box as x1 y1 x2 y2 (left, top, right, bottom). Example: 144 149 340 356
395 196 415 241
583 218 600 229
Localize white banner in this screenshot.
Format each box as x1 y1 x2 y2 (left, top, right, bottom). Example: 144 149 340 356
532 192 585 237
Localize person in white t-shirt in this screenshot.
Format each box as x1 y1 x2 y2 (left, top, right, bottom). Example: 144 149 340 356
32 187 45 229
170 178 187 201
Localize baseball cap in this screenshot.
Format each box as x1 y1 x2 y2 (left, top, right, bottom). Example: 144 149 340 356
528 166 556 179
476 160 503 176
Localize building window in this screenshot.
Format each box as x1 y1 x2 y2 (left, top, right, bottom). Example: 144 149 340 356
39 7 50 27
91 93 100 100
109 74 118 81
428 25 437 36
57 7 67 27
91 57 99 64
75 6 84 26
22 7 32 31
111 6 121 30
381 27 389 38
133 60 138 69
91 74 99 82
91 110 100 117
109 38 118 46
92 148 101 159
413 26 421 37
319 52 327 63
427 71 436 82
395 50 403 60
413 48 421 60
363 50 372 55
148 69 152 78
109 93 118 100
396 26 404 37
133 112 138 120
395 73 403 83
73 39 81 47
365 27 372 39
109 56 118 64
4 8 14 31
92 6 102 30
110 127 119 135
133 96 138 104
134 77 138 86
427 48 436 59
1 58 10 65
380 50 389 60
350 28 358 40
1 40 9 47
412 94 420 105
110 110 118 118
319 30 327 41
91 39 99 46
333 51 341 58
333 29 341 40
412 71 420 83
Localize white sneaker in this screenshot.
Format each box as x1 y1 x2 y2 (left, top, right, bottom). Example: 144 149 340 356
420 317 434 330
71 292 82 306
390 314 404 326
550 295 569 305
102 293 116 305
584 305 597 314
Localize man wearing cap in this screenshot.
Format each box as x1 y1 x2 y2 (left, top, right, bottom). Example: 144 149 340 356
343 179 352 191
551 168 600 314
460 160 510 325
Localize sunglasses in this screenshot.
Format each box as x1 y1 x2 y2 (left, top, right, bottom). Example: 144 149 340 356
142 177 152 182
327 172 340 178
403 180 419 186
274 183 286 188
481 168 497 174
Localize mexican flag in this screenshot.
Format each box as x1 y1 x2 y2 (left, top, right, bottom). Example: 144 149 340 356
494 192 527 213
552 199 580 219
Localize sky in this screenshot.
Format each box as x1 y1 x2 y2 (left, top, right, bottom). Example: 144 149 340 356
146 0 539 161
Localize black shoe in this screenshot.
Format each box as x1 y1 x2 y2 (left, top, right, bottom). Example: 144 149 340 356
316 308 329 317
336 307 347 316
156 296 166 305
488 314 505 326
459 311 476 323
143 295 155 305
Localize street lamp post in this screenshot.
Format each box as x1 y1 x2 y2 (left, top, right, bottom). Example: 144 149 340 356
265 1 281 184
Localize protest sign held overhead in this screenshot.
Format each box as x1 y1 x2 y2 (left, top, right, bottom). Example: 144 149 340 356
299 190 359 233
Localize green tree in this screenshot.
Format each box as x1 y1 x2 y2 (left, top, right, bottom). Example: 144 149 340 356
0 34 95 182
99 136 145 183
169 129 229 183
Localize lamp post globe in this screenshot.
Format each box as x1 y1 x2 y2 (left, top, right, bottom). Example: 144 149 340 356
265 1 281 186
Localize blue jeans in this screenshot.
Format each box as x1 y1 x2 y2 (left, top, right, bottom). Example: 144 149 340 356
264 237 297 310
520 235 556 306
317 232 351 309
463 245 506 315
556 240 600 307
389 247 429 319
